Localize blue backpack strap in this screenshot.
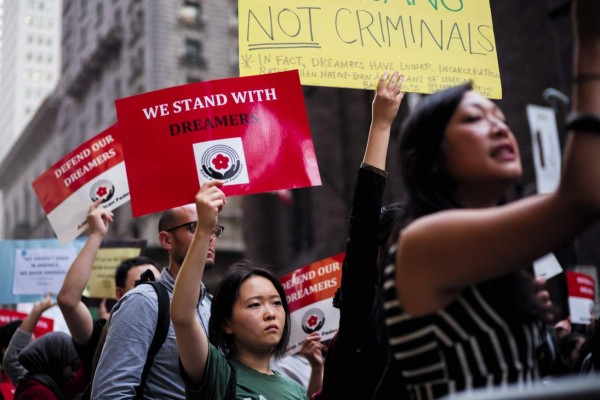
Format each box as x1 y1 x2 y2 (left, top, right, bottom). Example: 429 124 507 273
133 271 170 399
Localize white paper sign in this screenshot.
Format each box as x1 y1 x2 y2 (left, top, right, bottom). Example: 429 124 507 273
569 297 595 325
287 298 340 355
533 253 563 280
526 105 562 194
13 248 78 295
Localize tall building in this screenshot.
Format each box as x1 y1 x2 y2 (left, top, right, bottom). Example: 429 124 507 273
0 0 4 86
0 0 244 287
0 0 62 165
56 0 244 275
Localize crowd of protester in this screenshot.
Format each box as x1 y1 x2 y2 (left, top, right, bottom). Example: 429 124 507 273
1 1 600 399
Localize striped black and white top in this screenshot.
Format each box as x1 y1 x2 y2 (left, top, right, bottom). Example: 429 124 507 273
383 243 544 400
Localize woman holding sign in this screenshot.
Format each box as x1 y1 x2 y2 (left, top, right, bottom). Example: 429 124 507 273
383 1 600 398
170 181 308 400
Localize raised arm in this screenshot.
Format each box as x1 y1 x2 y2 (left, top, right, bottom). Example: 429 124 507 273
341 71 404 324
57 201 112 345
560 0 600 206
171 180 226 384
363 71 405 169
2 294 54 385
396 0 600 315
20 293 54 336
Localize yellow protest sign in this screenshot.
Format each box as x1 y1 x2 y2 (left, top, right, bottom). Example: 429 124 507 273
84 245 144 299
239 0 501 98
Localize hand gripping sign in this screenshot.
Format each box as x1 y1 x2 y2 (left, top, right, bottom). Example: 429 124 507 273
32 125 130 243
115 70 321 217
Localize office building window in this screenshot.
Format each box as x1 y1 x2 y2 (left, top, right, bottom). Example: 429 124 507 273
95 100 103 127
114 78 122 100
182 38 205 66
130 9 144 44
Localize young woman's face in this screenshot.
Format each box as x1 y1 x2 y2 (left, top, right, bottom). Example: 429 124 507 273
225 276 286 355
442 91 522 189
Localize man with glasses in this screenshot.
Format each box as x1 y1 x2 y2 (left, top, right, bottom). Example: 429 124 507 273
92 202 224 400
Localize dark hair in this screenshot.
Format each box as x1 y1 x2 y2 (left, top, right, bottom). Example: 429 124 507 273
0 320 23 349
209 260 291 359
114 256 161 288
383 83 473 279
158 208 178 233
399 82 472 223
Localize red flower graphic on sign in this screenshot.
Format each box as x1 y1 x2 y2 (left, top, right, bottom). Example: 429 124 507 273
212 154 230 170
96 186 108 198
306 314 319 329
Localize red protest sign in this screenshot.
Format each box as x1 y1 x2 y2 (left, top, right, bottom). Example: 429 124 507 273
280 253 344 313
115 70 321 217
31 125 130 243
567 271 595 300
279 253 343 353
0 309 54 337
566 271 596 325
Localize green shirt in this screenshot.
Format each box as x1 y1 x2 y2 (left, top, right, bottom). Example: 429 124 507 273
183 344 308 400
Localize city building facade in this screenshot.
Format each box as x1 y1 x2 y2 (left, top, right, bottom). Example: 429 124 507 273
0 0 62 165
0 0 244 285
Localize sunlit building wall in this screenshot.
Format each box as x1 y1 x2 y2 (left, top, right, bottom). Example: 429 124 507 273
0 1 243 286
0 0 61 164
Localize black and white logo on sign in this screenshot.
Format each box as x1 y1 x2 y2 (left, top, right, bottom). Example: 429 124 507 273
194 138 249 185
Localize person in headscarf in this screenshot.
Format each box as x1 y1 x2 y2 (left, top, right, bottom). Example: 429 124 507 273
14 331 85 400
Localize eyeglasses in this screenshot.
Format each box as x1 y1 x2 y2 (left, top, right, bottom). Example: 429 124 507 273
164 221 224 238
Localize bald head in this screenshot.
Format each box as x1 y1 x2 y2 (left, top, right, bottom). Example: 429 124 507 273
158 205 196 233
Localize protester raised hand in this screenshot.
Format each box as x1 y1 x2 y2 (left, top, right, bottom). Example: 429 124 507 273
194 179 226 234
20 292 55 335
363 71 405 171
87 199 113 237
372 71 405 130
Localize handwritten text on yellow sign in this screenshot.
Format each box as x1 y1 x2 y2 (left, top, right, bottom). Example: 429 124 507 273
239 0 501 98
